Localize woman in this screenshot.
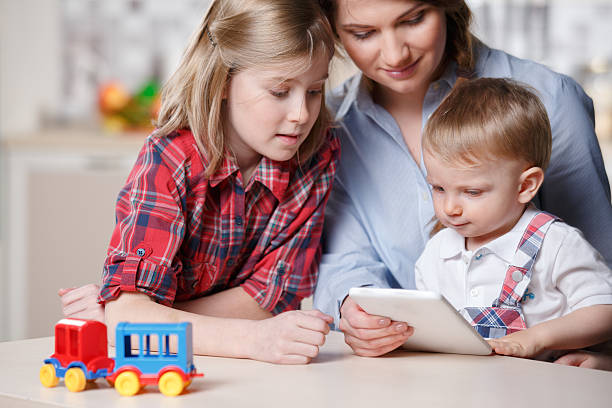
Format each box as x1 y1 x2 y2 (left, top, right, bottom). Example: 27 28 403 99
313 0 612 363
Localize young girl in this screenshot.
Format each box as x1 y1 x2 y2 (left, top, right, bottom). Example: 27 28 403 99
417 78 612 362
63 0 339 365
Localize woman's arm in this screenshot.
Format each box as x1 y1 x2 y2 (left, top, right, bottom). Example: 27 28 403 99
536 75 612 267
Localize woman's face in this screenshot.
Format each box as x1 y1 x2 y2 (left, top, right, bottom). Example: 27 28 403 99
335 0 447 96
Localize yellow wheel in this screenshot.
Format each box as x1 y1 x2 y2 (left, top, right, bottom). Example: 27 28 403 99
114 371 141 396
158 371 185 397
39 364 59 388
65 367 87 392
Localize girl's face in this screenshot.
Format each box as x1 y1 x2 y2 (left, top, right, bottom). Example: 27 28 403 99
224 54 329 175
335 0 447 97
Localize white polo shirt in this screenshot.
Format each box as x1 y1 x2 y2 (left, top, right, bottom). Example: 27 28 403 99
415 205 612 327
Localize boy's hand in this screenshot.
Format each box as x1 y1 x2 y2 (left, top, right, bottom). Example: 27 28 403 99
487 329 542 358
250 309 333 364
338 296 413 357
58 284 105 322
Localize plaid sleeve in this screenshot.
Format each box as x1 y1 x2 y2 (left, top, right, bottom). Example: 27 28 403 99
98 135 190 306
241 131 340 314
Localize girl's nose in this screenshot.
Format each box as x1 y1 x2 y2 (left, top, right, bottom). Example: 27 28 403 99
288 95 309 124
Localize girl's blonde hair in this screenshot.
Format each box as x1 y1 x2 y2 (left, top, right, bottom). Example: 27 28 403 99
156 0 336 176
422 77 552 170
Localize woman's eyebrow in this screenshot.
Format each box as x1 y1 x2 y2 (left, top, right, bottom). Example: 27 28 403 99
340 4 421 30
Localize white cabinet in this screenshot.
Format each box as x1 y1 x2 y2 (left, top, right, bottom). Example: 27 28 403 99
0 131 144 340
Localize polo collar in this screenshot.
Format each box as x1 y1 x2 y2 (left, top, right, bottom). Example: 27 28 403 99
438 204 540 265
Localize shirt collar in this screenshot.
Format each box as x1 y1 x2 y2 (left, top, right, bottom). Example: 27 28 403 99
438 203 540 264
335 72 369 121
248 156 292 201
208 154 291 201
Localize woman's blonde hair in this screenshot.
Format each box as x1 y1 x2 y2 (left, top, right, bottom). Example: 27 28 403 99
422 77 552 170
156 0 336 176
318 0 474 74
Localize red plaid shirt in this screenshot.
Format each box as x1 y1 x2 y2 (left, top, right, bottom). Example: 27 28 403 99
99 129 339 314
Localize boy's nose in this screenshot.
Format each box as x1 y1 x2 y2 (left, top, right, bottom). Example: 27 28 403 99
444 198 462 216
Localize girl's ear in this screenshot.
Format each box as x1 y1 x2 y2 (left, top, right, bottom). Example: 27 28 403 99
517 166 544 204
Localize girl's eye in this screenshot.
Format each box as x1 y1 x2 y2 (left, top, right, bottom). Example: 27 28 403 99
270 89 288 98
307 88 323 96
401 10 425 26
466 190 481 196
431 185 444 193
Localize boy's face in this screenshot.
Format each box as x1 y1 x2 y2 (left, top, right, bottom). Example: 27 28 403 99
424 151 530 249
224 53 329 175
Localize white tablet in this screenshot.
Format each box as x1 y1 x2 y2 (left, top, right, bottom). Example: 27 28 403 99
349 287 492 356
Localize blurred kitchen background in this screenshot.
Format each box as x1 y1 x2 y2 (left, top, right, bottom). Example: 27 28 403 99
1 0 611 341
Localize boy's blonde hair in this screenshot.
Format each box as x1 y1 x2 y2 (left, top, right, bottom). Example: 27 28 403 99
423 77 552 170
156 0 336 176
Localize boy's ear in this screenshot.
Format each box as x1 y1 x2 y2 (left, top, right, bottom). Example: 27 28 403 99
517 166 544 204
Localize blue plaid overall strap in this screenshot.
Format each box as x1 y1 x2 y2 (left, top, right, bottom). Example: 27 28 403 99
460 211 559 338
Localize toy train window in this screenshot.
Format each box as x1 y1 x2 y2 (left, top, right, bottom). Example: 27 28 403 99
123 333 178 357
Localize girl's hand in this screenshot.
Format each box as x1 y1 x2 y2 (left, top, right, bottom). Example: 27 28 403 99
487 329 542 358
58 284 105 322
249 309 333 364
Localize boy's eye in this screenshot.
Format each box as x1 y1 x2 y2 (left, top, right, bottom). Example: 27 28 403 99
431 185 444 193
466 190 481 196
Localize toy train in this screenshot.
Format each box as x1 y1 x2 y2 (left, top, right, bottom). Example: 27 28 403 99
39 319 203 396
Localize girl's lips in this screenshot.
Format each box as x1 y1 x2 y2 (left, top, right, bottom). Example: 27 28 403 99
382 58 419 80
276 134 300 145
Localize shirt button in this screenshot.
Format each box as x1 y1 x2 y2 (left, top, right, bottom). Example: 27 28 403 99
432 82 440 91
475 253 483 261
136 248 146 257
227 258 235 266
235 216 243 225
422 192 429 202
470 288 479 297
512 270 523 282
462 254 470 264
